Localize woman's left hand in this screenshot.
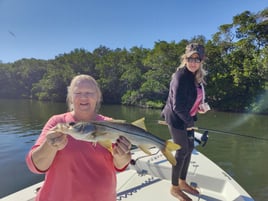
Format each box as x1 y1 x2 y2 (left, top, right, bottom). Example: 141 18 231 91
114 136 131 155
112 136 132 169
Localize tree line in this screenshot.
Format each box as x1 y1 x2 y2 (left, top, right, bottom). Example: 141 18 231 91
1 8 268 113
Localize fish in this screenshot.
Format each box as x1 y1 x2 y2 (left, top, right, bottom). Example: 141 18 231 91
48 117 181 166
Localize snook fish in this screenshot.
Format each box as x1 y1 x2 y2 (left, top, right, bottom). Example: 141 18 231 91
49 118 181 166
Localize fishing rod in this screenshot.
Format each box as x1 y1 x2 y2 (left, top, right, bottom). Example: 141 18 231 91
195 127 268 141
157 120 268 141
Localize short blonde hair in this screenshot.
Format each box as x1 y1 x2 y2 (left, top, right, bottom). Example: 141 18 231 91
66 74 102 112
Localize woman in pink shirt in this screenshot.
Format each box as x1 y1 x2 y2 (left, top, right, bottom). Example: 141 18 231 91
26 74 131 201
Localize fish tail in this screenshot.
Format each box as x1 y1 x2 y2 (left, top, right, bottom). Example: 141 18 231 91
161 141 181 166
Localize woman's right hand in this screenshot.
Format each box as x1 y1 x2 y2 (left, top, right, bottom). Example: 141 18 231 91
46 130 68 150
31 129 68 171
186 127 194 131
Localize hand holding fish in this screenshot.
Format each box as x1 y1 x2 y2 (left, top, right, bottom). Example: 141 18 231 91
112 136 132 169
46 130 68 150
113 136 132 155
30 129 69 172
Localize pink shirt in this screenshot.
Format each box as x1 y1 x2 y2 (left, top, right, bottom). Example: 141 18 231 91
190 86 203 116
26 112 125 201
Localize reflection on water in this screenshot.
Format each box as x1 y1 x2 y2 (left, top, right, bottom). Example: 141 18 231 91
0 99 267 200
0 99 67 198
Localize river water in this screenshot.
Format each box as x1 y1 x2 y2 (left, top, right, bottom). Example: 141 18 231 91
0 99 267 200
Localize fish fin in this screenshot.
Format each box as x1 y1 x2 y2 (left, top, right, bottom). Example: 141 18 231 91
98 140 113 152
92 141 97 147
166 140 181 151
131 117 147 130
161 141 181 166
138 145 152 155
161 149 177 166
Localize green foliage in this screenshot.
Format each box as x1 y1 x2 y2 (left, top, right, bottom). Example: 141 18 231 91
32 63 75 101
206 8 268 112
144 100 164 109
0 8 267 113
121 90 141 105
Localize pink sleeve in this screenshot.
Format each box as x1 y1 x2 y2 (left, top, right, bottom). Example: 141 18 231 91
25 145 44 174
25 114 67 174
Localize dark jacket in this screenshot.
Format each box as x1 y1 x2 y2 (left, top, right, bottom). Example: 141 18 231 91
161 66 198 130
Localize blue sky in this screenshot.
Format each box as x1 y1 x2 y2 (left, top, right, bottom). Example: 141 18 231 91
0 0 267 63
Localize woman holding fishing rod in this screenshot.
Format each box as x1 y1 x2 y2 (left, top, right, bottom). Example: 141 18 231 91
26 74 132 201
161 43 210 201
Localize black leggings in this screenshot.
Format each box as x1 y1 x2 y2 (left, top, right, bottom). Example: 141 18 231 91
168 126 194 186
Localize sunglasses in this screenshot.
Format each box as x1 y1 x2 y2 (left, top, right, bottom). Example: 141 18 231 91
187 57 201 63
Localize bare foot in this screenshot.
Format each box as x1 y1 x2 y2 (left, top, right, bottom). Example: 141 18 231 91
179 182 199 195
170 186 192 201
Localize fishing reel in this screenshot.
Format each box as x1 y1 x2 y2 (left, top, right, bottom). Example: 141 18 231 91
195 130 209 147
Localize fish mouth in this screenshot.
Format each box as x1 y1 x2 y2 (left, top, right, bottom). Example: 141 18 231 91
47 123 71 135
56 123 72 132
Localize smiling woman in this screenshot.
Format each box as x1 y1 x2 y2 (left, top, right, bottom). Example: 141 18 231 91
25 74 132 201
161 43 211 200
66 74 102 114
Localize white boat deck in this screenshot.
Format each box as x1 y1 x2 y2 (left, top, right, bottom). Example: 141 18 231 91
1 147 254 201
126 147 253 201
